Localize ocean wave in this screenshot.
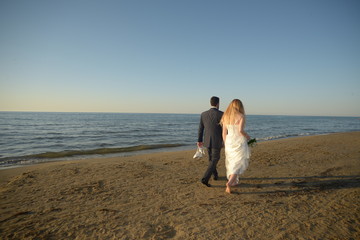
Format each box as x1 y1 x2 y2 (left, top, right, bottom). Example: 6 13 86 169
256 133 310 141
0 144 184 167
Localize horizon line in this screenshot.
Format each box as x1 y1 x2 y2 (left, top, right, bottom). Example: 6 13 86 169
0 110 359 118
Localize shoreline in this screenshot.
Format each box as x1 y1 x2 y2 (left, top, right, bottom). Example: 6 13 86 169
1 131 359 239
1 131 359 170
0 144 195 171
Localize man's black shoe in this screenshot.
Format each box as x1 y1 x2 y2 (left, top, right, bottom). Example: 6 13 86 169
201 180 211 187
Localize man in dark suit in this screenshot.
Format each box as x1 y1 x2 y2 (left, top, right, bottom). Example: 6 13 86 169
197 96 224 187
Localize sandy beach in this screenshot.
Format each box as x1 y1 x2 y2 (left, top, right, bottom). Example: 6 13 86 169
1 132 359 239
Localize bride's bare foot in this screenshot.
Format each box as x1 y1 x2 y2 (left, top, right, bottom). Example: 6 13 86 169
225 183 231 194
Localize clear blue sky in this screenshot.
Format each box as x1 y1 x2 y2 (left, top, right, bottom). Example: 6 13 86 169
1 0 359 116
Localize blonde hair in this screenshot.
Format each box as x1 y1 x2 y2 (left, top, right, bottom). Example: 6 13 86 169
220 99 245 125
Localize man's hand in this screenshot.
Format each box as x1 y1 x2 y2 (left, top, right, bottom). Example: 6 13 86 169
197 142 203 148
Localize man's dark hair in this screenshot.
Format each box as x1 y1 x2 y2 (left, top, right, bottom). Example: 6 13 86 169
210 96 220 106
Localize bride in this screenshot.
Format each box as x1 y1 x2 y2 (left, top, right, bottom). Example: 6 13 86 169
221 99 251 194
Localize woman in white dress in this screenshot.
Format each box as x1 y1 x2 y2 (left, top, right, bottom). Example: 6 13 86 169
221 99 251 194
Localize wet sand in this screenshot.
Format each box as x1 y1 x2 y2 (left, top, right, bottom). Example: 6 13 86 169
1 132 359 239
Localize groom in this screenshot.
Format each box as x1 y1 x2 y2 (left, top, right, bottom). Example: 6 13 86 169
197 96 224 187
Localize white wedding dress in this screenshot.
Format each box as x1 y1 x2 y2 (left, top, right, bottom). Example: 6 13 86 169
225 125 250 183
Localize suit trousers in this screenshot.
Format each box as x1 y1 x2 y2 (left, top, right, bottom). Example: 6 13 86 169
202 148 221 183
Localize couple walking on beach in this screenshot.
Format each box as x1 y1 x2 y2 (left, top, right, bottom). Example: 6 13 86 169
197 96 251 194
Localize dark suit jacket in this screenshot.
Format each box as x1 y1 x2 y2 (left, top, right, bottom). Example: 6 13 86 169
197 108 224 149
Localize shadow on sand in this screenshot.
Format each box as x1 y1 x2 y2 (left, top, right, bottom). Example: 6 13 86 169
214 175 360 195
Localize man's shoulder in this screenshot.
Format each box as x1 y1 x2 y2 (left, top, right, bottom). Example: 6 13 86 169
214 109 223 115
201 108 223 116
201 109 211 115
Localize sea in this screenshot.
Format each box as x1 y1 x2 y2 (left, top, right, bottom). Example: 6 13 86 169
0 112 359 168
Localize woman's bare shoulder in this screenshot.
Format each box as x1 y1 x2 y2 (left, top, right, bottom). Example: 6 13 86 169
234 113 244 124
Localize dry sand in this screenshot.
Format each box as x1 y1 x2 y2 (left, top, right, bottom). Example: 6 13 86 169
1 132 359 240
